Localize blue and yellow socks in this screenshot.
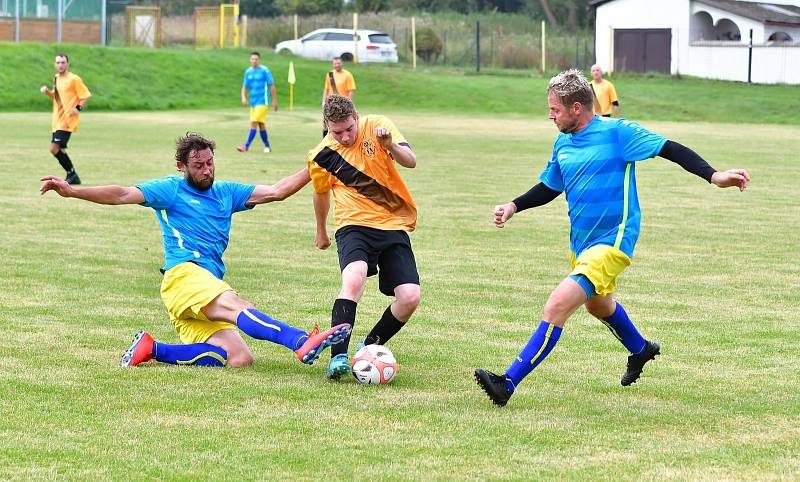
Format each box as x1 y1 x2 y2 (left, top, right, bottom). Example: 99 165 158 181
600 302 646 355
504 320 563 394
244 128 257 148
236 309 307 350
153 342 227 367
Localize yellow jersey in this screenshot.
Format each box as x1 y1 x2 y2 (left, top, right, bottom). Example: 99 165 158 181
323 69 357 97
591 79 618 116
51 72 91 132
308 115 416 232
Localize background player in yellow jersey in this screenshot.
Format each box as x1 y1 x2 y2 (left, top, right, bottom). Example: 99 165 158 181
321 57 356 138
40 53 91 185
590 64 620 118
308 95 420 381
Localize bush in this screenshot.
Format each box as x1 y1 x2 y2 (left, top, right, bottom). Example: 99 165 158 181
415 27 442 63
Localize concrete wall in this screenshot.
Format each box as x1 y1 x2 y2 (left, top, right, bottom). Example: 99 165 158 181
0 18 100 43
686 43 800 83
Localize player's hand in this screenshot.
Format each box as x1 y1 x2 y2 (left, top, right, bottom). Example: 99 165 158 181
272 102 279 112
39 175 73 197
375 127 393 149
68 108 79 115
711 169 750 191
316 231 331 250
40 86 49 94
241 97 248 106
493 202 517 228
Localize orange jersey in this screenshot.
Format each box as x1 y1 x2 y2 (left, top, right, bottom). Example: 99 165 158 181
308 115 416 232
51 72 91 132
591 79 618 116
323 69 356 97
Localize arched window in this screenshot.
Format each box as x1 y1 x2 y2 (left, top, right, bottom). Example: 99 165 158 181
768 31 793 42
716 18 741 41
691 11 716 41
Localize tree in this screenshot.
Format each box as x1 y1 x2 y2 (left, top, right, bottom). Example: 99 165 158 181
274 0 342 15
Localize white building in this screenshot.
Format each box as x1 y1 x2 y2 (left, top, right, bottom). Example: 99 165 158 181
590 0 800 84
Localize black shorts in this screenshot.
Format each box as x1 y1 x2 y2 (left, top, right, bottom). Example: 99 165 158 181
51 130 71 148
335 225 420 296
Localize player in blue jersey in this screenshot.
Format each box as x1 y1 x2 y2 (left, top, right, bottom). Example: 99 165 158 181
40 132 349 369
238 51 278 153
475 69 750 406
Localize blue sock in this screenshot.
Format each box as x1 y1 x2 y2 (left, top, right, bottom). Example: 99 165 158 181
153 342 227 367
245 128 256 147
236 309 307 350
601 302 647 355
504 321 563 394
259 129 270 147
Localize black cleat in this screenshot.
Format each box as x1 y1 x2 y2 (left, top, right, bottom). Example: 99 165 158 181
65 170 81 185
621 340 660 386
474 368 512 407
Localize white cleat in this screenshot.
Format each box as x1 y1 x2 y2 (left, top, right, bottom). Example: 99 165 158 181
263 146 271 153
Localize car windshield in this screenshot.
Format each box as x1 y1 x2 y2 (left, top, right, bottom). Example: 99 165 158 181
368 34 393 44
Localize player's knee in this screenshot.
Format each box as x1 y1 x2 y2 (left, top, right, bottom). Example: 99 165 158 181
226 349 254 368
396 286 420 311
49 144 60 155
543 297 571 321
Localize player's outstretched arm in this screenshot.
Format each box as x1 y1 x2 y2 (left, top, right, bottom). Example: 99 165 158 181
247 168 310 206
659 140 749 191
39 176 144 205
313 191 331 250
494 182 562 228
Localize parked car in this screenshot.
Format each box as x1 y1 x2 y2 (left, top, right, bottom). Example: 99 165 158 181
275 28 399 63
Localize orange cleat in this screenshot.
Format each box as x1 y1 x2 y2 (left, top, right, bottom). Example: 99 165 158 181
119 331 154 367
294 323 351 365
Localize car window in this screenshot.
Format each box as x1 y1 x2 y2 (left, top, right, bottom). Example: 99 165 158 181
368 34 393 44
325 32 357 41
303 32 327 41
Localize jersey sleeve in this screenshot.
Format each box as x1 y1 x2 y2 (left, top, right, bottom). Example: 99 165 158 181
308 148 333 194
242 70 249 89
616 120 667 162
346 72 356 91
265 68 274 86
135 176 180 209
608 82 618 103
74 75 91 99
373 115 407 146
539 149 565 192
225 181 257 212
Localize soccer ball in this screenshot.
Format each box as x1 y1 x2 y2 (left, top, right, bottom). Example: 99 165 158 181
351 344 398 385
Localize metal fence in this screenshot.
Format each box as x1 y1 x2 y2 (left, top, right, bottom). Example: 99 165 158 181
0 0 106 43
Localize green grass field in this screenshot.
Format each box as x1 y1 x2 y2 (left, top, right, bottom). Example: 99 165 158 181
1 105 798 480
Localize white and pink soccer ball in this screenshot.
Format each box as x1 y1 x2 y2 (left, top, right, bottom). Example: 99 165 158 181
351 344 398 385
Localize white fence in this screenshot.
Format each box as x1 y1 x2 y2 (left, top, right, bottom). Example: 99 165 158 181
686 42 800 84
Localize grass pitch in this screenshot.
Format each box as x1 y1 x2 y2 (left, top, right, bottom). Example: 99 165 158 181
1 108 798 480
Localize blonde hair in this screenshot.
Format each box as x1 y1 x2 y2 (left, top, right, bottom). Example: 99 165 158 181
547 69 593 108
323 95 357 123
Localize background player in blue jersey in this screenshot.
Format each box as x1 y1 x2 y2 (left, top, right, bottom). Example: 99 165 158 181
238 52 278 153
475 69 750 407
40 132 349 369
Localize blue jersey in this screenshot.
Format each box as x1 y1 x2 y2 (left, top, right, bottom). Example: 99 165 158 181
242 66 274 107
136 175 256 279
539 116 667 258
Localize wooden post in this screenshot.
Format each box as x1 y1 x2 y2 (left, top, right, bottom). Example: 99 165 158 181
353 12 359 63
411 17 417 71
541 20 546 73
293 14 297 40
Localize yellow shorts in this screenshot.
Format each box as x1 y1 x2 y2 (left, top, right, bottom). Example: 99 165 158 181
160 262 237 344
249 105 269 123
569 245 632 297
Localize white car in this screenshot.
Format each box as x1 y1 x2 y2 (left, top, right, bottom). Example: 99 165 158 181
275 28 399 63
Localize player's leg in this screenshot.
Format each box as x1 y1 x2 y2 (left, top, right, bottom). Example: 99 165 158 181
50 131 80 184
326 260 368 379
238 118 258 152
364 233 421 346
119 329 230 368
257 120 270 152
475 277 584 407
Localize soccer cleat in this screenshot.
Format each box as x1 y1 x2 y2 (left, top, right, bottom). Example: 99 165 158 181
326 353 351 381
120 331 154 368
263 146 271 153
65 170 81 185
621 340 661 386
236 145 249 152
294 323 351 365
474 368 512 407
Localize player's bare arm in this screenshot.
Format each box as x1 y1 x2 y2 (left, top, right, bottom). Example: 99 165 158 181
270 84 278 111
376 127 416 168
246 167 310 206
313 191 331 250
39 176 144 205
241 87 248 106
39 85 54 97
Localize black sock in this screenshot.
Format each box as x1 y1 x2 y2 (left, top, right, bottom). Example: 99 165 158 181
331 298 357 356
365 305 405 346
54 150 74 172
